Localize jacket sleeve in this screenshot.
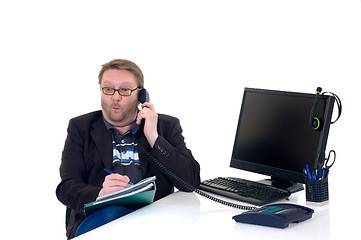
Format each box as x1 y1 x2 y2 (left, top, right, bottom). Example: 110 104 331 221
147 116 201 192
56 118 101 215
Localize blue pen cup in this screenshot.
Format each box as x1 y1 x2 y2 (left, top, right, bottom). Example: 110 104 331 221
305 178 329 202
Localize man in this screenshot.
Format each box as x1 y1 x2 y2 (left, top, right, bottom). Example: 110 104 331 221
56 59 201 239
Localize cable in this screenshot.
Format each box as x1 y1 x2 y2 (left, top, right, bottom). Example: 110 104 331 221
138 144 257 211
322 91 342 124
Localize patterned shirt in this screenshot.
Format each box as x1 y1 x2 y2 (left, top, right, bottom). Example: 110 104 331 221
103 118 143 184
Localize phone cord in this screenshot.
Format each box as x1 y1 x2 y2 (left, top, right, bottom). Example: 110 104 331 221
138 144 257 211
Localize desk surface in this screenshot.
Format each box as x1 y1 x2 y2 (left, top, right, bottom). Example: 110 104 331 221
74 185 355 240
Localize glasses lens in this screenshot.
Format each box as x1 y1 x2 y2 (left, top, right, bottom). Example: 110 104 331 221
119 88 132 96
102 87 114 95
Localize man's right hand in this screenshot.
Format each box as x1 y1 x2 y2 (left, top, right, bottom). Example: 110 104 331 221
98 173 132 197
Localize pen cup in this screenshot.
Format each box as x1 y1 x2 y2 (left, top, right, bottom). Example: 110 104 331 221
305 178 329 203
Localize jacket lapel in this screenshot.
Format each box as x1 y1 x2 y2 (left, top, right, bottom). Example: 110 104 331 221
135 124 151 177
90 117 113 170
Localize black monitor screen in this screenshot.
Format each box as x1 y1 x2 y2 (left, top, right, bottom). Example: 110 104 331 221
230 88 334 185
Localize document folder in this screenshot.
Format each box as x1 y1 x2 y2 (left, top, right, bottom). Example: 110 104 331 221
84 176 156 217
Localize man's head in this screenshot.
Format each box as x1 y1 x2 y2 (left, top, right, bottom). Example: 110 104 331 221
99 59 144 131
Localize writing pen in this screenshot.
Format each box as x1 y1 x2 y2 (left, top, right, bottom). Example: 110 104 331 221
103 168 134 185
305 164 312 180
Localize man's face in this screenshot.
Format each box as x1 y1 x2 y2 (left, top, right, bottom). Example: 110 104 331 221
100 69 139 128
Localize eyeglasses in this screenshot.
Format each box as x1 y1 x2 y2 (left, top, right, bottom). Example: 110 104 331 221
101 87 139 96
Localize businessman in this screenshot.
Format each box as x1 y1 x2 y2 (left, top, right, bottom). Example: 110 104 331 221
56 59 201 239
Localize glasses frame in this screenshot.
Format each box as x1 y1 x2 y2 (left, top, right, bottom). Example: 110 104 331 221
101 87 140 96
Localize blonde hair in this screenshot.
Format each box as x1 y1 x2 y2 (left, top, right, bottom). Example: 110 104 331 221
98 59 144 88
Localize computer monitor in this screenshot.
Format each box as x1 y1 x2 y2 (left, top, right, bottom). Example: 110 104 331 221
230 88 335 193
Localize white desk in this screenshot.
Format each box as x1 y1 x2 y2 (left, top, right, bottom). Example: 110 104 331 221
74 185 353 240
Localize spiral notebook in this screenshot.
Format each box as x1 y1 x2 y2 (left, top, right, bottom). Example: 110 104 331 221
84 176 156 217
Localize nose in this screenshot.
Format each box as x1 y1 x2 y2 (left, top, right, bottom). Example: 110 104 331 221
112 90 122 101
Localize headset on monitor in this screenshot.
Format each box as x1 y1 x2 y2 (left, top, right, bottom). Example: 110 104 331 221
309 87 342 130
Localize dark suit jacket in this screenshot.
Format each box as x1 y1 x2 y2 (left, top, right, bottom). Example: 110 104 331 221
56 111 201 239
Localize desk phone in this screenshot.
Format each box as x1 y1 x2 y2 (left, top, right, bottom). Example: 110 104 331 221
232 203 314 228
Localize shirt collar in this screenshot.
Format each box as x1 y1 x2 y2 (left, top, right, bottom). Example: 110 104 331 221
103 117 140 135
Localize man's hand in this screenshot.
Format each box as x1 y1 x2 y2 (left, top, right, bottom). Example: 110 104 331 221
136 102 159 147
98 174 132 197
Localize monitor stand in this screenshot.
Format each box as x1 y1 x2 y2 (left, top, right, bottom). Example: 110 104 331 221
257 177 304 193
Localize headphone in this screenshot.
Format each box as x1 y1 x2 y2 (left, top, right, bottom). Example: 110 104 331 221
309 87 342 130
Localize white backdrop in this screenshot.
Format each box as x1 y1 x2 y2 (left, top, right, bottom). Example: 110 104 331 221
0 1 360 239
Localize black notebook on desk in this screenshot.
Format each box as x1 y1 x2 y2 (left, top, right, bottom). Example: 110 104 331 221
84 176 156 217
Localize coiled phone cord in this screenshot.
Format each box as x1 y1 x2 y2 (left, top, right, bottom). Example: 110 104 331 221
138 144 257 211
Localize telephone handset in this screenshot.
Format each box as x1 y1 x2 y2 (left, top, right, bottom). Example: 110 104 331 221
138 88 150 104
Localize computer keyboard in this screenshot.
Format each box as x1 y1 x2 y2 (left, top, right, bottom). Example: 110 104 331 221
199 177 291 206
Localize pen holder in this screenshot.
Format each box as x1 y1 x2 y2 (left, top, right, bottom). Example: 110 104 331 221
305 178 329 202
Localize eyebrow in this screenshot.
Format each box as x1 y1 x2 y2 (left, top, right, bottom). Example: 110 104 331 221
101 80 134 87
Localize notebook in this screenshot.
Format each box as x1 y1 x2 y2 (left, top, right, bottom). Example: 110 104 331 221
84 176 156 217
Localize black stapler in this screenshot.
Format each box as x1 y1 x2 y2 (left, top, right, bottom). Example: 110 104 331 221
232 203 314 228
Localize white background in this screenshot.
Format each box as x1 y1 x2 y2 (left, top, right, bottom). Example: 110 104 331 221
0 1 360 239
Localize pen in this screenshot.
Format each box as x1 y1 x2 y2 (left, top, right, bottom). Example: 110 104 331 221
324 168 329 179
305 164 312 180
104 168 114 174
103 168 134 185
